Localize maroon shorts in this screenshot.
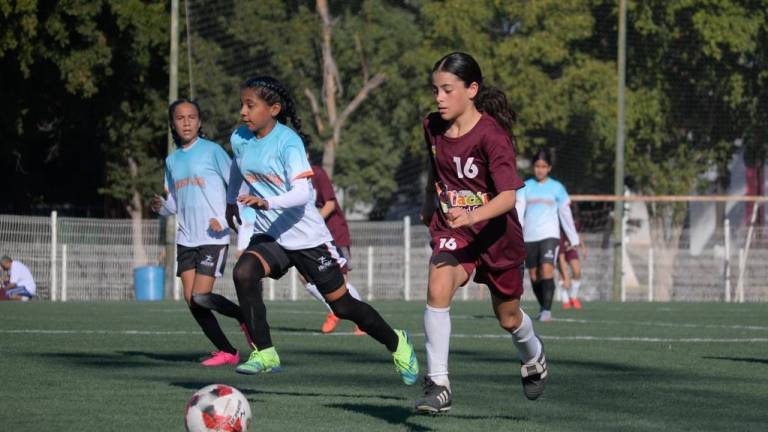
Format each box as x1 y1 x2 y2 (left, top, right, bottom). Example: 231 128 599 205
559 236 579 262
431 235 524 300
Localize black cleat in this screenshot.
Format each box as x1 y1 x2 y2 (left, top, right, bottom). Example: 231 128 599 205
521 336 548 400
414 377 452 414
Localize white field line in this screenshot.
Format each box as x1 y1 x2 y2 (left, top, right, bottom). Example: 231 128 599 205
549 317 768 331
147 309 768 331
1 328 767 343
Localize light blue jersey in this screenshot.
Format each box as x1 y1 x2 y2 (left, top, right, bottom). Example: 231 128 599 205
159 137 232 247
517 177 579 245
228 123 332 250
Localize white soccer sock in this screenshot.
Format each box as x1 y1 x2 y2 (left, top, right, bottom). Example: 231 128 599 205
424 304 451 389
559 281 571 303
346 282 362 301
305 283 332 312
570 279 581 299
512 310 542 364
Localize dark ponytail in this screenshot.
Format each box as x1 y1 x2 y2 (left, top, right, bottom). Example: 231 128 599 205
241 76 311 146
432 52 517 132
168 98 205 147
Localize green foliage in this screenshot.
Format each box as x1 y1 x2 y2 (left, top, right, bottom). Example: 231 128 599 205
3 0 768 218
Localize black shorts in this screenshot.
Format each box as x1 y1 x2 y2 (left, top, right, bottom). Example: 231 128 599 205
524 238 560 269
244 234 346 295
177 244 229 278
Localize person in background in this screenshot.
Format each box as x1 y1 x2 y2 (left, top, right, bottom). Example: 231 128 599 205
307 163 365 335
1 256 36 300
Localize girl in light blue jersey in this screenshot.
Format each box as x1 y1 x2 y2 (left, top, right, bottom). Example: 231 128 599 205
224 77 417 383
151 98 251 367
515 149 580 321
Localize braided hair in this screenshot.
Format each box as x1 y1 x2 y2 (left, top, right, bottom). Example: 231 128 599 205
241 77 311 145
168 98 205 147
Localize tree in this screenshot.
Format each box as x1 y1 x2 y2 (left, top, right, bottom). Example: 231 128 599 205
624 0 768 300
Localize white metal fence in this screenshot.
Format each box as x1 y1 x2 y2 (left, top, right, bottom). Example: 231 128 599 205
1 212 766 302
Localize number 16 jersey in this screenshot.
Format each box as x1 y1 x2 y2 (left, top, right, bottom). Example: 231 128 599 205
424 112 525 271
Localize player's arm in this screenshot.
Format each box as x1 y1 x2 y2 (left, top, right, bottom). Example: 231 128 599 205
448 130 523 229
225 162 244 231
240 141 313 210
420 167 437 226
318 200 336 219
446 190 517 229
153 168 177 216
313 166 337 219
557 187 580 246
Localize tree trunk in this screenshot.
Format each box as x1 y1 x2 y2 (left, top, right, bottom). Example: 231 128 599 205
648 204 685 301
322 138 337 178
127 156 148 269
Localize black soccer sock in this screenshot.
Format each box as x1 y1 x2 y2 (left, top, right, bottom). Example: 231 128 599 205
188 305 237 354
328 292 399 352
192 292 244 323
233 253 272 350
532 280 544 308
540 278 556 311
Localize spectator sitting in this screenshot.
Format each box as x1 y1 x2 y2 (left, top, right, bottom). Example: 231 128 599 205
1 256 36 301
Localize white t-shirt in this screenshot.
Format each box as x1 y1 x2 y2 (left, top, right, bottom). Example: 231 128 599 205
10 260 36 295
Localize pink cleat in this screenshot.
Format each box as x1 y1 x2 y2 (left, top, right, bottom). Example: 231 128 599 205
201 351 240 367
240 323 255 347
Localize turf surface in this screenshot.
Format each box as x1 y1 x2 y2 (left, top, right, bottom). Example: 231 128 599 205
1 300 766 431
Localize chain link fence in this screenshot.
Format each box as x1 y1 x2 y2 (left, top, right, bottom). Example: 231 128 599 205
1 208 767 303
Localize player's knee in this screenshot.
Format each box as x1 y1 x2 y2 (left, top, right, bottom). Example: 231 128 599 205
328 292 358 320
191 292 214 309
498 313 523 332
233 254 264 290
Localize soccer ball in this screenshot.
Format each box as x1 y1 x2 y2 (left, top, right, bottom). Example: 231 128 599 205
185 384 252 432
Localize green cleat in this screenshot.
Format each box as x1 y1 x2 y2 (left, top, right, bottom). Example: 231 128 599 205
392 329 419 385
235 346 282 375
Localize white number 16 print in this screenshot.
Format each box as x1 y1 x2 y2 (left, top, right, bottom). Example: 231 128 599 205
452 156 478 179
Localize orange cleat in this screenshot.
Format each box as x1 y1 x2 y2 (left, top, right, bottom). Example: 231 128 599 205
571 298 582 310
321 312 340 333
562 301 572 310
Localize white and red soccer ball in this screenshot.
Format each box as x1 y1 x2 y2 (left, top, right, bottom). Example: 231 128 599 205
185 384 252 432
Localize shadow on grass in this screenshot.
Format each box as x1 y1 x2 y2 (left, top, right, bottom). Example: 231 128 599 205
118 350 200 363
38 350 201 369
703 356 768 365
326 403 434 432
326 402 527 431
170 381 407 401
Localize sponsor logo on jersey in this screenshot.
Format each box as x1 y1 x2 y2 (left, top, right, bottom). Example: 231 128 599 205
445 190 491 210
175 176 206 190
200 254 215 267
245 172 285 187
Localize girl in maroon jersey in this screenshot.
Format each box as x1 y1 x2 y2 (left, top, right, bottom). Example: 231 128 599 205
415 52 547 414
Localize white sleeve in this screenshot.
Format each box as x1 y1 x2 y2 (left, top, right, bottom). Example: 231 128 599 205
558 203 580 246
515 188 526 228
227 162 244 205
158 193 177 216
158 171 177 216
266 178 312 210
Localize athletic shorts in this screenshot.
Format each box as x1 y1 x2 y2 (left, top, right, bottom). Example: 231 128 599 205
558 236 579 262
524 238 560 268
431 235 524 300
177 244 228 278
338 245 352 273
244 234 347 295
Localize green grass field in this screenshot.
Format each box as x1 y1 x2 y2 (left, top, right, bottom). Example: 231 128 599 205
1 300 766 431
